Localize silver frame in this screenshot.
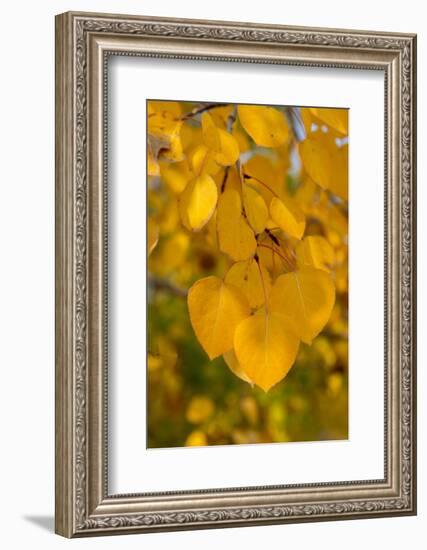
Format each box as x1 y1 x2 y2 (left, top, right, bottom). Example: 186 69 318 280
55 11 417 537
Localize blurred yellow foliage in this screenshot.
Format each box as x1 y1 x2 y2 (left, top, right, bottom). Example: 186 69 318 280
186 396 215 424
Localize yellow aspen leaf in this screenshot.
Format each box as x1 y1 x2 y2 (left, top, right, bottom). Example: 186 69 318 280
299 131 348 201
310 107 348 136
299 131 332 191
296 236 335 272
269 196 306 239
148 102 184 162
242 155 282 205
238 105 289 147
161 133 184 162
201 111 221 150
270 268 336 344
148 100 181 118
329 142 348 201
160 160 191 194
234 310 300 391
225 259 271 309
242 185 269 234
186 396 215 424
147 102 181 138
300 107 316 135
179 175 218 231
201 112 239 166
147 218 159 255
214 129 240 166
188 276 251 359
189 144 220 176
205 212 219 249
209 104 234 128
293 176 318 212
223 349 253 385
185 430 207 447
308 190 348 238
256 242 286 279
217 189 257 261
232 124 251 153
180 123 203 152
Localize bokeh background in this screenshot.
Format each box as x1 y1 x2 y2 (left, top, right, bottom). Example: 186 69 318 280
147 101 348 448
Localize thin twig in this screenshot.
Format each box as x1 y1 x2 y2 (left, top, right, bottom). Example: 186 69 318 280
180 103 230 121
149 276 188 298
226 105 237 133
242 173 280 198
221 166 230 193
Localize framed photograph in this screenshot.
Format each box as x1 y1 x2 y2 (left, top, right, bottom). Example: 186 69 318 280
55 11 417 537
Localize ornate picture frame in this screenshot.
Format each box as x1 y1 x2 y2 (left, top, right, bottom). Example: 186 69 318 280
55 11 417 537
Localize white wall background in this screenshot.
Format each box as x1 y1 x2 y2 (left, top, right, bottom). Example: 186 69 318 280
0 1 423 548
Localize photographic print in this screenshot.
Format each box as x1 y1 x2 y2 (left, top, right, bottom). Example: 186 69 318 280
147 100 348 449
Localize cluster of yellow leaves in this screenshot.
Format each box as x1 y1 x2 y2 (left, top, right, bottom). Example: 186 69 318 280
148 101 348 392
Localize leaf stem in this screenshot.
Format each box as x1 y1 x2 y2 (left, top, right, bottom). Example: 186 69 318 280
257 243 294 270
180 103 230 121
226 105 237 133
242 173 280 198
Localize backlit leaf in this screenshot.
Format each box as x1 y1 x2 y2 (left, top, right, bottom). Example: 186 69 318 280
238 105 289 147
234 310 300 391
299 130 348 201
242 155 283 205
214 129 240 166
329 142 348 201
201 111 221 150
242 185 269 234
296 236 335 272
189 144 221 176
225 259 271 309
270 268 336 344
179 175 218 231
202 112 239 166
299 131 332 191
160 160 191 194
217 189 257 261
310 108 348 136
148 102 184 162
269 196 306 239
223 349 253 385
188 276 251 359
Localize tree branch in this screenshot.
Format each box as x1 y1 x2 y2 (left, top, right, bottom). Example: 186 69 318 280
181 103 230 121
149 276 188 298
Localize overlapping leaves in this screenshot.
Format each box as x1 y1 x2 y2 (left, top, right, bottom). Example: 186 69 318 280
148 101 348 391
